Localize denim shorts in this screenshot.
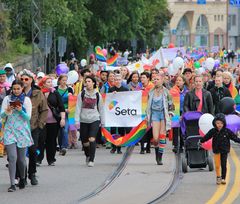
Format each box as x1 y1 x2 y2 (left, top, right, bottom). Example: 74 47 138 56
151 110 165 122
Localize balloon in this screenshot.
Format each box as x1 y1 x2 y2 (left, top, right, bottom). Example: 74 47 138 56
199 113 214 134
226 115 240 133
197 67 205 75
173 57 184 70
202 139 212 150
52 79 58 87
199 129 205 136
218 97 235 115
80 59 87 67
102 49 108 57
167 64 178 76
194 61 201 69
67 70 79 84
205 58 215 71
56 63 69 76
214 60 220 69
168 43 175 48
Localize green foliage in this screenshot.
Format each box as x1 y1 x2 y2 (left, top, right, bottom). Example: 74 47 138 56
1 0 171 57
0 37 32 64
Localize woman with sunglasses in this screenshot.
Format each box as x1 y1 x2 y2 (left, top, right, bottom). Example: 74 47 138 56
1 80 33 192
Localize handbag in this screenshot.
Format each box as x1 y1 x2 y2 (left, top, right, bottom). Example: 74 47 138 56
48 103 61 123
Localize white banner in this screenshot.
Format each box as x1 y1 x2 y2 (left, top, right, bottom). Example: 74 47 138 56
104 91 142 127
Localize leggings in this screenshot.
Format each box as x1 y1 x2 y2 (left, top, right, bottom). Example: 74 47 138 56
5 144 26 186
214 153 228 180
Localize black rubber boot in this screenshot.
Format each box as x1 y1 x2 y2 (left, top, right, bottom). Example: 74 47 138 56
158 152 163 165
155 148 159 164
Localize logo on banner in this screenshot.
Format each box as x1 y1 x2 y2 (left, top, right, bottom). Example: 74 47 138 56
108 100 118 110
108 101 137 116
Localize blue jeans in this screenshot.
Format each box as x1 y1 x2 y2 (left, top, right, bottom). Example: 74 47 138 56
59 114 69 149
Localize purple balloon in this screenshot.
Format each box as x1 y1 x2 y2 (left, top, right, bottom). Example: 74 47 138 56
214 60 220 69
226 114 240 133
56 64 69 76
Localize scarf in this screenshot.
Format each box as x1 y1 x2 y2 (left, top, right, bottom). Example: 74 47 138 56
41 87 55 93
128 82 142 91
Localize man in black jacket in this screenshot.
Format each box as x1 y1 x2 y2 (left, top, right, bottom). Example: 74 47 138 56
209 76 232 114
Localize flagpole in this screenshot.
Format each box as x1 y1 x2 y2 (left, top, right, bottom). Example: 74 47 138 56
226 0 229 50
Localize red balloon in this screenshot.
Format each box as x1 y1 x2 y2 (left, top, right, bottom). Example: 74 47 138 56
168 43 175 48
202 139 212 150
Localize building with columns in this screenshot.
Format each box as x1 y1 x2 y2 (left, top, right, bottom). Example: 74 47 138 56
162 0 229 49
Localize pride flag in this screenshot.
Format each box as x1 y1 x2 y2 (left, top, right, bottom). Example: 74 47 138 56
170 86 181 127
95 46 106 62
68 95 78 130
101 119 148 146
107 53 118 66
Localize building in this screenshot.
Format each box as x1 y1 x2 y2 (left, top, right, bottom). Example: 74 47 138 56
228 5 240 50
162 0 230 49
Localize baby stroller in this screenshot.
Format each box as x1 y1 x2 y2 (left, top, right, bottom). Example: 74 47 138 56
180 111 214 173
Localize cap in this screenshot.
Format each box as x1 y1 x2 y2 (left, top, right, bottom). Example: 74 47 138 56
0 70 6 75
37 72 45 79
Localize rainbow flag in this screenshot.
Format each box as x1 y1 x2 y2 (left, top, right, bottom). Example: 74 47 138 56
170 86 180 127
101 119 148 146
198 56 205 65
107 53 118 66
68 95 78 130
95 46 106 62
229 82 238 99
141 90 148 120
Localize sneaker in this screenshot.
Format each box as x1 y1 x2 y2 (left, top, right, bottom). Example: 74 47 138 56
140 149 145 154
88 161 94 167
36 161 42 167
18 179 25 189
8 185 16 192
146 149 151 154
216 177 221 185
48 162 55 166
60 148 67 156
117 150 122 154
110 149 116 154
29 174 38 185
221 179 226 185
86 156 90 165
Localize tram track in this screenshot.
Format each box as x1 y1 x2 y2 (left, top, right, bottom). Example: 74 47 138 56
77 146 134 203
147 153 182 204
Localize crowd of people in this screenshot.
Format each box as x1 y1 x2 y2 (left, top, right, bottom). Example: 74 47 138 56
1 47 240 192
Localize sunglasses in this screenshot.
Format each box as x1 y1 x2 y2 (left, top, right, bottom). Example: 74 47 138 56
21 78 30 82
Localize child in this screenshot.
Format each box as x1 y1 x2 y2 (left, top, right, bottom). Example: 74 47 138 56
199 113 240 185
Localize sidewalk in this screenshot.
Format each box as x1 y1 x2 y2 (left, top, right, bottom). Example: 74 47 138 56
83 144 176 204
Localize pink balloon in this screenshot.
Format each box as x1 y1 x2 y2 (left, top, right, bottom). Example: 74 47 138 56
102 49 108 57
199 129 205 137
202 139 212 150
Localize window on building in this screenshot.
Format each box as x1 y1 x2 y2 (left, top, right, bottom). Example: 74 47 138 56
221 15 223 21
232 15 236 26
214 35 219 46
218 15 220 21
214 15 217 21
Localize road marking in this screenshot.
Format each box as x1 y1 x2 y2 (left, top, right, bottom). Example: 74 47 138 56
222 148 240 204
205 161 230 204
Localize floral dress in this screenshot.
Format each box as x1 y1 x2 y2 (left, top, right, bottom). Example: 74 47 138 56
1 95 33 148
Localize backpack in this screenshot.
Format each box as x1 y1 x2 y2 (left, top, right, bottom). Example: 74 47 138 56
81 90 100 111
